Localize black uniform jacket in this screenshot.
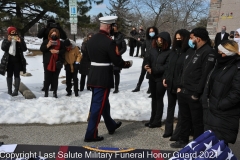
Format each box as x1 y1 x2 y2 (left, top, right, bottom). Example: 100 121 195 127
0 38 27 75
202 57 240 144
87 30 129 88
164 48 188 93
178 43 216 97
40 39 65 65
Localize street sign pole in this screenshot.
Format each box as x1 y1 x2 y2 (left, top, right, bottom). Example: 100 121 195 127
69 0 78 42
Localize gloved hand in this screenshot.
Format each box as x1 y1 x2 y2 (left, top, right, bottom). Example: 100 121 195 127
124 60 133 68
74 62 80 72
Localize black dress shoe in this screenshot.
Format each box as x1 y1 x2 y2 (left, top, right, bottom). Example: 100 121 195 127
170 136 178 141
109 121 122 134
162 133 172 138
144 122 150 127
66 93 72 96
149 123 161 128
170 140 188 148
84 136 104 142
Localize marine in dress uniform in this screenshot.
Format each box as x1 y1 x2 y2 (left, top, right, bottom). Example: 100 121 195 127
84 16 133 142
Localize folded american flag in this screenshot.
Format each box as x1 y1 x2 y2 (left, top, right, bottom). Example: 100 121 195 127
169 130 237 160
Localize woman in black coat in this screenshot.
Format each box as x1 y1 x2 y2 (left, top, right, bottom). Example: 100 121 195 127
132 26 159 93
202 40 240 144
112 24 127 93
0 26 27 96
79 33 93 91
162 29 190 140
144 32 171 128
40 28 65 98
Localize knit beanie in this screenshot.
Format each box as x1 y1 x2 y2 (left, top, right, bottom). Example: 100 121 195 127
7 26 17 34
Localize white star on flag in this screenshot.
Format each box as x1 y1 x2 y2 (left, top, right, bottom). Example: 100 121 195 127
204 141 213 151
226 150 234 160
185 141 196 149
212 145 223 156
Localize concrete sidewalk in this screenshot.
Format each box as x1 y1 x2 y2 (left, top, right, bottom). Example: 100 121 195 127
0 121 239 159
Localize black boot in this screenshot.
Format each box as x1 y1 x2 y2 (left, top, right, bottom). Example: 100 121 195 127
12 78 20 96
113 86 119 93
6 77 13 95
41 81 45 91
146 87 151 94
132 84 140 92
53 91 58 98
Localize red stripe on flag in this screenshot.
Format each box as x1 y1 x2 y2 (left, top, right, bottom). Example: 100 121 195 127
152 150 164 160
56 146 69 160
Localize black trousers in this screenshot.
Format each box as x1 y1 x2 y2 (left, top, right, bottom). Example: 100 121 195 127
7 62 20 78
135 42 141 56
66 70 78 94
177 91 204 142
44 64 61 93
129 46 135 56
113 70 120 87
136 60 147 87
164 90 178 134
80 74 87 90
149 79 166 125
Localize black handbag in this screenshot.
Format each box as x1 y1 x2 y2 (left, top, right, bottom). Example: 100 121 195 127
56 61 63 69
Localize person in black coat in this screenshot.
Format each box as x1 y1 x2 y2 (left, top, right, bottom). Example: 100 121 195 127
132 26 158 93
112 24 127 93
170 27 216 148
0 26 27 96
134 26 145 57
202 40 240 144
38 19 67 92
144 32 171 128
162 29 190 140
40 28 66 98
128 27 137 56
79 33 93 91
214 26 229 50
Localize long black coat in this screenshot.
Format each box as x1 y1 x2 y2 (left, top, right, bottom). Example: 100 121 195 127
40 39 65 65
0 38 27 76
79 39 91 75
164 48 188 93
202 57 240 144
128 30 137 48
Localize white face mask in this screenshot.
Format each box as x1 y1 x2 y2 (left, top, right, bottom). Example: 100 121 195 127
234 37 240 43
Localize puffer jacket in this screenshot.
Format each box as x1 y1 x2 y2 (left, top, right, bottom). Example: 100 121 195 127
202 56 240 144
0 38 27 76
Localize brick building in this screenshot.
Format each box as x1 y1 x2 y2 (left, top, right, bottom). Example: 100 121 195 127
207 0 240 39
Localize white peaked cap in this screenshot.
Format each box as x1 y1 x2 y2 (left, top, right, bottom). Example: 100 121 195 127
99 16 118 24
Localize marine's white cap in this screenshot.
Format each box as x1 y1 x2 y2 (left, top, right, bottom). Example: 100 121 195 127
99 16 118 24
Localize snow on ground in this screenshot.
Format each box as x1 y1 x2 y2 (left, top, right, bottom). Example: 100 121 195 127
0 37 178 124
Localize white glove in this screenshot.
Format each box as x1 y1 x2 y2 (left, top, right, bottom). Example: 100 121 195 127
75 62 80 64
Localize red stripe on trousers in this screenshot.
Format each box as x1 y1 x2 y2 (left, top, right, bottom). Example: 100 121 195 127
56 146 69 160
93 88 109 138
152 150 164 160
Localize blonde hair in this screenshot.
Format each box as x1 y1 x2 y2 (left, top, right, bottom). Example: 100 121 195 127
221 40 239 55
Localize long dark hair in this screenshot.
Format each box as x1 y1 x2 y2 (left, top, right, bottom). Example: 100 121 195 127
172 29 190 52
145 26 159 40
152 37 170 51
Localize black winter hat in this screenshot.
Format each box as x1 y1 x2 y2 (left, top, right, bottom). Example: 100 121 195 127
64 39 71 47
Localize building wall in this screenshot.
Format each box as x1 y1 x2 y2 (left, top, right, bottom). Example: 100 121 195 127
207 0 240 39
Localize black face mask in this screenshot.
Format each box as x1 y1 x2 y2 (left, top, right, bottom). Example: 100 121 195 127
51 35 58 40
175 40 182 48
230 35 234 38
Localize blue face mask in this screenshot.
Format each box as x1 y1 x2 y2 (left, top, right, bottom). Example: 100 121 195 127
188 39 195 48
149 32 155 37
